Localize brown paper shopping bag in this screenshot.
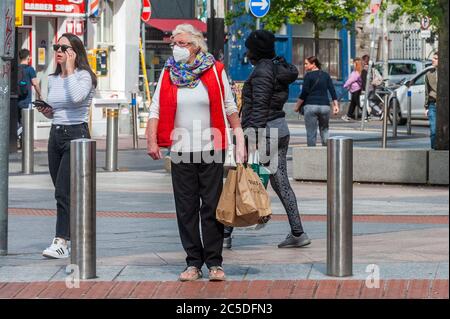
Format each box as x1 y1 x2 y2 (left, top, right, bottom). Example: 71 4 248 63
236 165 258 216
216 168 238 226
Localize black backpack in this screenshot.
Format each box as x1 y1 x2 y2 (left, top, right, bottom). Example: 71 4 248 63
272 56 299 88
17 65 29 100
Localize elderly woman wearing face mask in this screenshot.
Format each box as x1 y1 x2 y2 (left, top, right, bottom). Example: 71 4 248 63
146 24 245 282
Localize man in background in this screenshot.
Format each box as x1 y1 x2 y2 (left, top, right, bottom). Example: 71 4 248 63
425 52 438 149
17 49 41 131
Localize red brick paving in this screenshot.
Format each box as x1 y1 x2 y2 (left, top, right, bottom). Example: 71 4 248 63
0 280 448 299
176 281 207 299
223 281 250 299
337 280 364 299
383 280 409 299
198 281 227 299
82 282 117 299
359 280 386 299
0 283 27 298
290 280 318 299
315 280 340 299
246 281 274 299
14 282 49 299
430 280 449 299
8 208 449 224
268 280 295 299
152 281 182 299
406 280 432 299
106 282 139 299
129 281 160 299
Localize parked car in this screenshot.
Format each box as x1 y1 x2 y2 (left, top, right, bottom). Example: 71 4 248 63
375 59 432 84
387 66 435 125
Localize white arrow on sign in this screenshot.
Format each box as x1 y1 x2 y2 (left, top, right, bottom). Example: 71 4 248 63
251 0 269 10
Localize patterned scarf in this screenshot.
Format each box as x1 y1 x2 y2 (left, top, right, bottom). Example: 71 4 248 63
165 51 216 88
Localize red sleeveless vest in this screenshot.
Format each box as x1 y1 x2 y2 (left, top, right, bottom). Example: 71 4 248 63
157 62 227 150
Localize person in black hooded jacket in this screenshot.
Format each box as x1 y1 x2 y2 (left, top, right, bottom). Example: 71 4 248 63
223 30 311 250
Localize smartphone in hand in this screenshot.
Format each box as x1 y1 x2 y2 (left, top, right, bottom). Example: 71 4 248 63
32 100 53 109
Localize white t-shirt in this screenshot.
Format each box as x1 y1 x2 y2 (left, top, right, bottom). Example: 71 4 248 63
149 69 237 152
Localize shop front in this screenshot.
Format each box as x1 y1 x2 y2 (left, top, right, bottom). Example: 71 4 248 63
17 0 141 138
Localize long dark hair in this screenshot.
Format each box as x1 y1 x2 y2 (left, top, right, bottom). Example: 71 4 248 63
52 33 97 88
306 56 322 69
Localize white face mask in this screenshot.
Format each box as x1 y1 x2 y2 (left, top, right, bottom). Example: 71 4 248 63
173 45 191 63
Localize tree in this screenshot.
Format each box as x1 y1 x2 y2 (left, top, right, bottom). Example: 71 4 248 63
226 0 369 54
390 0 449 150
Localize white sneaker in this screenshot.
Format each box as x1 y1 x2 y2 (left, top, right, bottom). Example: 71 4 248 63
341 115 351 122
42 238 69 259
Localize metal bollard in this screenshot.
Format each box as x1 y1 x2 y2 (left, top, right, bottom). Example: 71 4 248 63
407 90 412 135
327 136 353 277
131 93 139 149
392 91 398 138
70 139 97 280
105 108 119 171
22 108 34 174
382 94 389 148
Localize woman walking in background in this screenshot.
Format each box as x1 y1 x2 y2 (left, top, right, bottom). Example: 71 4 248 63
295 56 339 147
341 58 363 121
36 33 96 259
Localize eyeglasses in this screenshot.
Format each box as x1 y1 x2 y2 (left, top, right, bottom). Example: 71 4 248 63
53 44 73 52
169 41 193 49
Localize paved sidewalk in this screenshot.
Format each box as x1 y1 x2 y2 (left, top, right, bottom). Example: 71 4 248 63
3 121 448 299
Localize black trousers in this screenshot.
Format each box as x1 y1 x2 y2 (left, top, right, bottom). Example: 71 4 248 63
48 123 90 240
346 90 362 118
171 151 224 269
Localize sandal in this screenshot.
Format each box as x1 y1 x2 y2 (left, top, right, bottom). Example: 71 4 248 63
209 266 226 281
179 266 202 282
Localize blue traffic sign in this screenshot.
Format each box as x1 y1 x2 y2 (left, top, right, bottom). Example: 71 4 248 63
249 0 270 18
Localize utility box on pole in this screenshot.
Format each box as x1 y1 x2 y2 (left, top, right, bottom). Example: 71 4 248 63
0 0 16 256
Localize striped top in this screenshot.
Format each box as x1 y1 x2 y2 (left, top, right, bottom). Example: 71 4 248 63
47 69 95 125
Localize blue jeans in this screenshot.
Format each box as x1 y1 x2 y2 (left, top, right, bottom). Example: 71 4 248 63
428 103 437 149
304 104 330 147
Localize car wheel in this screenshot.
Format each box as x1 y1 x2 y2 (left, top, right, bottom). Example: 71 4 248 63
388 98 406 126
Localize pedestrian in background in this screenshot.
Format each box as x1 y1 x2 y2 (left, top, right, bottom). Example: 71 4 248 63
146 24 245 282
341 57 363 121
295 56 339 146
425 51 438 149
36 33 96 259
226 30 311 249
17 49 41 140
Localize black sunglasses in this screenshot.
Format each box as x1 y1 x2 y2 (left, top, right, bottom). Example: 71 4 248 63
53 44 73 52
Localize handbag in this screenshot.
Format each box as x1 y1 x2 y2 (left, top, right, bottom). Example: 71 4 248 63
212 65 236 168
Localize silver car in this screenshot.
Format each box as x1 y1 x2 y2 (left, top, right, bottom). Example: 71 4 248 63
375 59 432 84
387 66 434 125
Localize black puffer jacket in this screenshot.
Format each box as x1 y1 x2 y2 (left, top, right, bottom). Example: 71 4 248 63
240 57 298 129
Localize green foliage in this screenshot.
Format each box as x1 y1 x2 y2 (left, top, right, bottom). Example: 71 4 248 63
226 0 370 36
389 0 445 30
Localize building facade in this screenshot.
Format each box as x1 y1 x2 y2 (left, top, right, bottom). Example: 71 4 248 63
16 0 141 138
226 9 355 102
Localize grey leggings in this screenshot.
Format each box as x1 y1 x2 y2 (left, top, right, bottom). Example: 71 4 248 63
224 135 305 237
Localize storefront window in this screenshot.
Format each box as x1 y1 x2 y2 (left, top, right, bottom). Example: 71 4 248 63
292 22 341 79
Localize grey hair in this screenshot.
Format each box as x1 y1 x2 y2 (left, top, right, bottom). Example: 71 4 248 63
172 24 208 53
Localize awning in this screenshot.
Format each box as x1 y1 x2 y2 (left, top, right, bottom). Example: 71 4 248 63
145 19 207 33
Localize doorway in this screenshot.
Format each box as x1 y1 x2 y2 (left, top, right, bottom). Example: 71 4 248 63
34 17 57 100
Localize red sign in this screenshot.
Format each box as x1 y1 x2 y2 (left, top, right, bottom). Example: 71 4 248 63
24 0 86 15
141 0 152 22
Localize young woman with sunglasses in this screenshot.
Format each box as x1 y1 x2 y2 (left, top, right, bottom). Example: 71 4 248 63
36 33 97 259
